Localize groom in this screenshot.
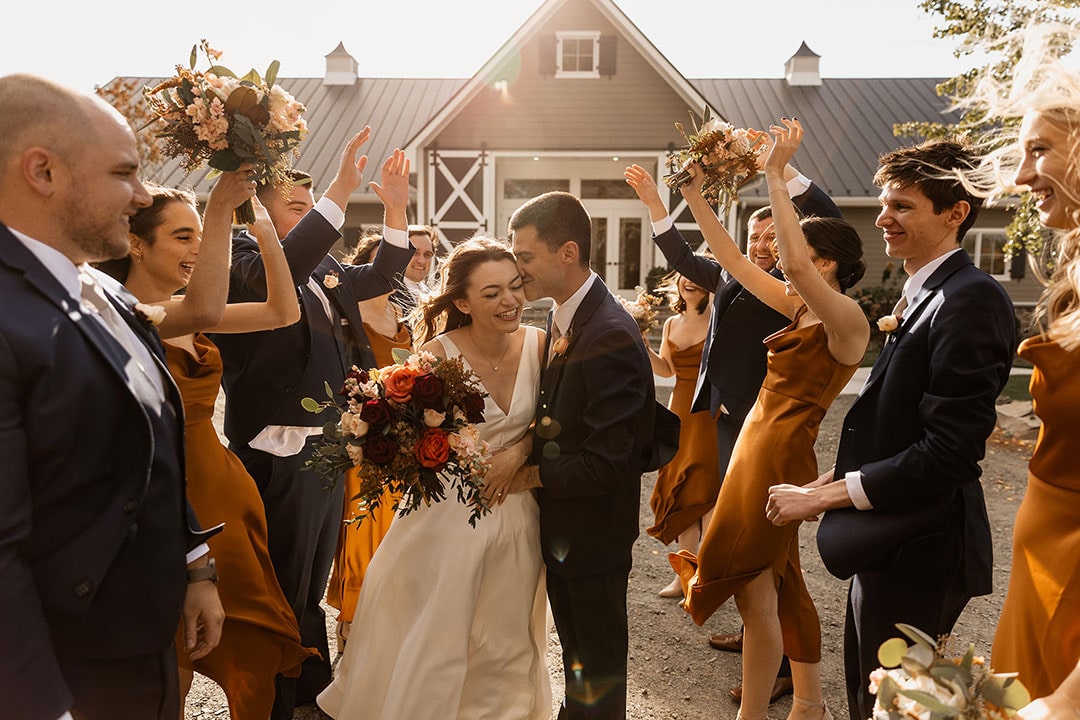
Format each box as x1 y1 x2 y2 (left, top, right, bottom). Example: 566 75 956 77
765 140 1016 720
510 191 656 720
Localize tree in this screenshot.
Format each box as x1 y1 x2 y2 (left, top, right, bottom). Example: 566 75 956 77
95 78 165 177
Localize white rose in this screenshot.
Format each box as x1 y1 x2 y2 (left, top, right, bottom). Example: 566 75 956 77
346 443 364 465
134 303 167 326
423 408 446 427
340 412 370 438
877 315 899 332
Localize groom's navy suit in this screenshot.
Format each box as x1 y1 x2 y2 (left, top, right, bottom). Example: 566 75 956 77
653 182 841 479
212 208 411 716
535 276 656 719
0 225 214 720
816 249 1015 720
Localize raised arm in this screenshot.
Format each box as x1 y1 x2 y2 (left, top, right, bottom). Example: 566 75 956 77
764 119 868 365
680 165 791 316
204 195 300 334
155 170 254 339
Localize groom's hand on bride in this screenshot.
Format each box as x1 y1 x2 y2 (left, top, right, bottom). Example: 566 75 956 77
483 447 526 505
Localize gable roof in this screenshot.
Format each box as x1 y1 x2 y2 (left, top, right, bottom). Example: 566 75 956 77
402 0 711 159
692 77 960 199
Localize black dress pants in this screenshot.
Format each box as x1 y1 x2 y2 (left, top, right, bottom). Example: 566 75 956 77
64 646 179 720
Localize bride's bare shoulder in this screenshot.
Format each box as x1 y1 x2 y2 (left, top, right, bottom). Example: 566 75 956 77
419 336 448 360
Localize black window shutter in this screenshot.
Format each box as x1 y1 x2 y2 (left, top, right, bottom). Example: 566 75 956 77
539 34 557 76
598 35 617 76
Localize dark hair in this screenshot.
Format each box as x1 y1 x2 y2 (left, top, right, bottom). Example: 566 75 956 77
800 217 866 292
657 270 708 315
95 183 197 283
874 140 983 242
255 169 313 203
507 191 592 268
413 234 518 347
408 225 440 253
344 227 383 265
748 205 774 225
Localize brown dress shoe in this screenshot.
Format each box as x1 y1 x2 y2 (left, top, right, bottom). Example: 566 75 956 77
727 676 795 704
707 631 743 652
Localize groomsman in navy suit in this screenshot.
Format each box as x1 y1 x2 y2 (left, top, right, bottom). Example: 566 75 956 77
212 135 414 718
0 74 222 720
766 140 1015 720
508 191 657 720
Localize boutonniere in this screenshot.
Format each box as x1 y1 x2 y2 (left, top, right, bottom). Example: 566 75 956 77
323 271 341 289
134 303 167 327
876 314 901 333
552 327 574 359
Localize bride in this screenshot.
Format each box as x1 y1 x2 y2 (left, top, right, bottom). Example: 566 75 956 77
317 235 551 719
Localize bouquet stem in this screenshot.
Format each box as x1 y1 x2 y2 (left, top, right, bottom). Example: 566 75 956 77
234 198 256 225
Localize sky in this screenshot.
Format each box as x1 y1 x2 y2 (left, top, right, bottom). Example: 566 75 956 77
4 0 978 93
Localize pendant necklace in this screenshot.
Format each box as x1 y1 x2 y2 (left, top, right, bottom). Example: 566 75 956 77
469 326 511 372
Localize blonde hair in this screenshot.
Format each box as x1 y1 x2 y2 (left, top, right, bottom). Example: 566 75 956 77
957 24 1080 349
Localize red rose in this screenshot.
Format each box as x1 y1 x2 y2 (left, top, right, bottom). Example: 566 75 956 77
415 428 451 469
411 373 445 410
462 392 486 424
359 398 392 426
382 365 420 404
363 433 397 465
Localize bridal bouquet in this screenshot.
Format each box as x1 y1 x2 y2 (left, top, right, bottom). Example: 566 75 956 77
664 105 769 211
870 624 1029 719
303 349 493 527
142 40 308 223
617 286 663 335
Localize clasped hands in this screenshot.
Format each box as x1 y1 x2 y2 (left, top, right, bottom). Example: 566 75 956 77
765 466 834 526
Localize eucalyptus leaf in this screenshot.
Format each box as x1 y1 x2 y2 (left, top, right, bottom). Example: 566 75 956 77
984 674 1031 710
300 397 322 413
961 643 975 670
877 674 899 706
241 68 262 85
205 168 223 180
877 637 908 668
896 623 937 650
207 64 238 78
265 59 280 87
904 643 935 671
189 44 198 70
896 689 954 715
208 149 243 171
391 347 412 364
325 381 335 399
929 664 966 684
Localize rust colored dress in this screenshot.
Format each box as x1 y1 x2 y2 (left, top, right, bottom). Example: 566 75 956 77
326 322 411 623
648 338 721 545
671 312 858 662
167 334 315 720
991 335 1080 699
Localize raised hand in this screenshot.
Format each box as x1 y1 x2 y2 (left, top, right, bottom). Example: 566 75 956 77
324 127 373 210
246 195 279 248
748 128 774 173
680 161 707 199
765 117 803 175
624 164 668 221
206 166 256 214
369 148 411 230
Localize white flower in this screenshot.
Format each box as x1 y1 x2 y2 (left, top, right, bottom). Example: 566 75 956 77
323 272 340 289
358 379 381 399
134 303 166 326
423 408 446 427
339 412 369 438
346 443 364 465
877 314 900 332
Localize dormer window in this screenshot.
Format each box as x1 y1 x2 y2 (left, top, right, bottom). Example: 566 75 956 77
556 31 601 78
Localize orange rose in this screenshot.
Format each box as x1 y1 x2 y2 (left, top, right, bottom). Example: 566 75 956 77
381 365 420 404
415 428 451 470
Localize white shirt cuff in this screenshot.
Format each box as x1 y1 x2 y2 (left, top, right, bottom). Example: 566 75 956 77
786 172 812 198
844 470 874 511
382 226 410 249
651 214 675 236
314 196 346 230
186 543 210 565
58 713 74 720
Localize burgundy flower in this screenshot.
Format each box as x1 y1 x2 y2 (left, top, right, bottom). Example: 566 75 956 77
462 392 486 424
412 373 445 410
363 433 397 465
359 398 393 426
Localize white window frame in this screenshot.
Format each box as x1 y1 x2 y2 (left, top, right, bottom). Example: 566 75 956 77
964 227 1011 279
556 31 601 79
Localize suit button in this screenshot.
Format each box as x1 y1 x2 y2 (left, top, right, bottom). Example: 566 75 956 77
74 580 93 598
284 386 294 394
122 498 139 514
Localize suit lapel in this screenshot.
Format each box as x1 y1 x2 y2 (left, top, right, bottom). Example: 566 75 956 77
539 280 608 404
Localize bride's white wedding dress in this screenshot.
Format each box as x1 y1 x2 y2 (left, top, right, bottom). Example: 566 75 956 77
318 326 550 720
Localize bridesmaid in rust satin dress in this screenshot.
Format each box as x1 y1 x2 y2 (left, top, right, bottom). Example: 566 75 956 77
642 273 718 598
98 175 313 718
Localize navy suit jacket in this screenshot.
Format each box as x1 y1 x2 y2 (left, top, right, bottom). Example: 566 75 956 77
213 210 413 446
533 279 656 577
0 225 212 720
654 182 842 418
818 250 1015 596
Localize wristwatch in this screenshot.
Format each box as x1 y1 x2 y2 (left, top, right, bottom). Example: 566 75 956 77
187 557 218 584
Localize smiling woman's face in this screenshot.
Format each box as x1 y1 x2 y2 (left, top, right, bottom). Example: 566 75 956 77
132 200 202 293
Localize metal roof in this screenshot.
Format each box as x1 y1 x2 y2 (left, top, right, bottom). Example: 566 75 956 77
690 77 962 199
139 76 466 198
